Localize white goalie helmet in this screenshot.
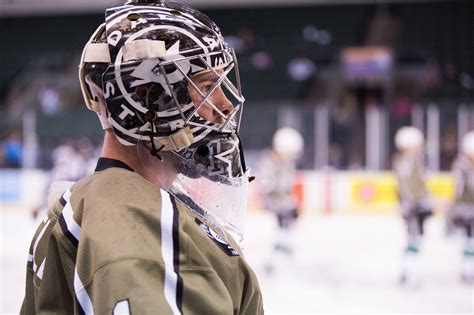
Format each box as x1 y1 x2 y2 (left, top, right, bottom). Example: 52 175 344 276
462 130 474 157
79 0 249 241
272 127 304 160
395 126 424 151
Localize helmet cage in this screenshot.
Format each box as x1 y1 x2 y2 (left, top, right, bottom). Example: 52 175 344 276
156 47 244 133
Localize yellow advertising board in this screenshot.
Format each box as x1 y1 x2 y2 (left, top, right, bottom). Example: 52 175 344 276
248 171 456 214
348 172 455 214
425 173 455 201
349 172 398 213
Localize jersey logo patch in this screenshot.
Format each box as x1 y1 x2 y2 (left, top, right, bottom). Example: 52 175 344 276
195 218 239 257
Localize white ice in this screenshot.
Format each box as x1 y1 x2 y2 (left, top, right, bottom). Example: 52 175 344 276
1 207 473 314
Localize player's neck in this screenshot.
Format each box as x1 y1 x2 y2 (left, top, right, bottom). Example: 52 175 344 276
101 130 159 186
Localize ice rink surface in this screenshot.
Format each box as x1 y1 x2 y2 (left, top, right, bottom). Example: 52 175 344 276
1 207 473 314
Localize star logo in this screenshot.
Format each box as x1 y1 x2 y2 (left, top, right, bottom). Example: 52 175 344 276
129 40 204 96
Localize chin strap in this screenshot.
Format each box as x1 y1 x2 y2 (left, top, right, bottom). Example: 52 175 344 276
148 122 165 161
149 140 165 161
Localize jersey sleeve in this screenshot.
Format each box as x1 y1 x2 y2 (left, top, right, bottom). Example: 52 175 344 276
239 269 265 315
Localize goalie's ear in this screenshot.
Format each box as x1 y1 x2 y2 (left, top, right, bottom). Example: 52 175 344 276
47 181 76 208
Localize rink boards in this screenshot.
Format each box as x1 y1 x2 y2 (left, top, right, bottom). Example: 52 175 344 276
251 170 454 214
1 169 455 215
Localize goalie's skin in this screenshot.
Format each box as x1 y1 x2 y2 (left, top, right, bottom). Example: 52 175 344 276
20 1 263 314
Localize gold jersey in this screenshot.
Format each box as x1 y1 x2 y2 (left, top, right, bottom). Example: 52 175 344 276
21 158 263 315
453 154 474 204
393 153 428 203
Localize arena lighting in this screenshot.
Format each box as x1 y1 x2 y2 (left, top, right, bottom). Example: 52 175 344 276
341 46 393 83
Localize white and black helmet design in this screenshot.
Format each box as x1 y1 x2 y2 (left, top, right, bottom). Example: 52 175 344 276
79 0 246 179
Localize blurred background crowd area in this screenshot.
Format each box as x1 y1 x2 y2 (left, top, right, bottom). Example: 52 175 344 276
1 2 473 313
0 0 473 172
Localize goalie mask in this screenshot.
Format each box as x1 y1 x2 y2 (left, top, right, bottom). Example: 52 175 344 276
79 0 249 241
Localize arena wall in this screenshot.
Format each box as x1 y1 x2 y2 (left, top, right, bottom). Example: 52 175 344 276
1 170 454 214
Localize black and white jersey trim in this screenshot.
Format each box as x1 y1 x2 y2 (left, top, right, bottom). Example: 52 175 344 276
59 195 67 207
58 189 80 248
58 215 79 248
160 190 183 315
170 196 183 312
58 189 95 314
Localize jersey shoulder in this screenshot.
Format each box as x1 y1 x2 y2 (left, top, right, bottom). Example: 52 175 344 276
66 169 164 262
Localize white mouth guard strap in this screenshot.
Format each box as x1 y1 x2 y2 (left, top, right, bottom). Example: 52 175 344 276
153 126 194 151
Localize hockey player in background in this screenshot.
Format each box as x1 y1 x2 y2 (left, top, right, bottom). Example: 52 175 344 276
393 126 433 286
257 127 304 273
31 139 97 219
448 130 474 283
21 1 263 313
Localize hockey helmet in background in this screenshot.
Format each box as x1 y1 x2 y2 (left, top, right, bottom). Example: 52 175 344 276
395 126 424 151
272 127 304 160
462 130 474 157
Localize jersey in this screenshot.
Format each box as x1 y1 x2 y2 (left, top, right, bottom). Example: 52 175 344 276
257 150 297 215
450 154 474 222
21 158 263 315
453 154 474 204
392 153 432 217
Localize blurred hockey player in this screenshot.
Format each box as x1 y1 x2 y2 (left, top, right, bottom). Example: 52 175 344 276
448 130 474 283
31 138 101 219
31 140 90 219
258 127 303 273
49 140 91 182
21 1 263 313
393 126 433 286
